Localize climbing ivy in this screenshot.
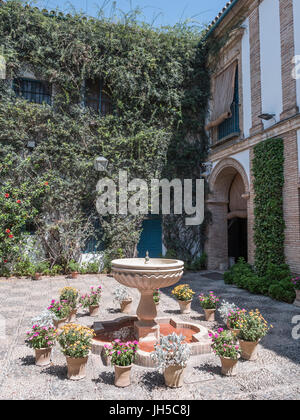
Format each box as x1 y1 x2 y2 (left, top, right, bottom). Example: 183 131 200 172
252 138 285 276
0 0 213 272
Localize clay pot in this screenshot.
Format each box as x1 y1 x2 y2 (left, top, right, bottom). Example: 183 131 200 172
66 355 88 380
226 320 240 337
163 365 186 388
32 273 42 281
120 299 132 314
35 347 52 367
89 305 99 316
178 299 192 314
67 308 77 322
204 308 216 321
239 339 260 361
220 357 239 376
71 271 79 279
53 317 67 329
294 290 300 307
114 364 132 387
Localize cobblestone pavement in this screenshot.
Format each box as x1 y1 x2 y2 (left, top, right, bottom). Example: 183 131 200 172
0 272 299 400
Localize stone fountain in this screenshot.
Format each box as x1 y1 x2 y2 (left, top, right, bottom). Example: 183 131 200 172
92 254 212 367
111 255 184 342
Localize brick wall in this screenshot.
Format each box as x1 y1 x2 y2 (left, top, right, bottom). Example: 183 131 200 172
280 0 299 119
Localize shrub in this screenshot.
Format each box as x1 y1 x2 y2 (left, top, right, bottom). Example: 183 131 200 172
223 258 295 303
227 308 247 330
153 288 161 304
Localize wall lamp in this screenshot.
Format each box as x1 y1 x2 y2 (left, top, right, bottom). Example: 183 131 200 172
258 113 276 121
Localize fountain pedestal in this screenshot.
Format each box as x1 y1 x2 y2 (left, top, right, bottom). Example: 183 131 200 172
111 258 184 342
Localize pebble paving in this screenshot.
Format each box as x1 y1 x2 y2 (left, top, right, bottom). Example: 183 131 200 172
0 272 299 400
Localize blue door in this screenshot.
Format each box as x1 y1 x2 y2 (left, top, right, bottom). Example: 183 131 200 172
137 218 162 258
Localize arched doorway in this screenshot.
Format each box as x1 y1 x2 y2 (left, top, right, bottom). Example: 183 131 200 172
206 158 250 270
227 173 248 264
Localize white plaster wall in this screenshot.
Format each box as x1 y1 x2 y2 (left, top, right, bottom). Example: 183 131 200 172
241 18 252 138
230 150 250 184
259 0 283 129
293 0 300 109
297 130 300 174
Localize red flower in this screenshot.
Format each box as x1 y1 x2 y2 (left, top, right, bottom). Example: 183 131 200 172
16 200 21 204
5 193 9 198
5 229 10 234
44 182 49 186
8 234 13 238
3 260 8 263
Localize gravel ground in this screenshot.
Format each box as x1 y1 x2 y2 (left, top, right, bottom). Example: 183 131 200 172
0 271 299 400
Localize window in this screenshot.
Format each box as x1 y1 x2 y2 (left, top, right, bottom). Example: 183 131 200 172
85 79 112 116
218 67 240 141
13 78 52 105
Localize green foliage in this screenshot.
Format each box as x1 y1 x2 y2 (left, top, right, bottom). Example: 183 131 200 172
252 138 285 276
79 261 100 274
238 310 271 342
0 1 212 272
224 258 295 304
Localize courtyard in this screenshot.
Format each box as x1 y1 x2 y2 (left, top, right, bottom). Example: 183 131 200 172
0 272 299 400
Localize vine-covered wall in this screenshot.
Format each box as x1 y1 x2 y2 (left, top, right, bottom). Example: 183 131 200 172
0 0 211 273
252 138 285 276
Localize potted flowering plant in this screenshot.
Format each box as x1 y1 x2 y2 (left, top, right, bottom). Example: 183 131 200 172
47 299 71 328
227 308 247 336
60 287 79 322
209 328 240 376
291 277 300 306
171 284 195 314
25 324 57 366
151 333 191 388
238 309 272 361
79 286 102 316
199 291 219 321
104 339 138 387
153 288 161 305
58 323 95 380
113 285 132 313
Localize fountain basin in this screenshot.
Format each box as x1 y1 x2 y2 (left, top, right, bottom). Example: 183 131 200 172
111 258 184 342
92 316 212 368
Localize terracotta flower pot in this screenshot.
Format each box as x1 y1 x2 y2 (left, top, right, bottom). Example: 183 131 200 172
67 308 77 322
294 290 300 307
35 347 52 367
53 317 67 329
114 364 132 387
204 308 216 321
32 273 42 281
66 355 88 380
71 271 78 279
120 299 132 314
163 365 186 388
220 357 239 376
178 299 192 314
226 320 240 337
239 339 260 361
89 305 99 316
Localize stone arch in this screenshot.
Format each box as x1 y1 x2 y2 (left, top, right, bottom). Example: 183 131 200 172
205 157 250 270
